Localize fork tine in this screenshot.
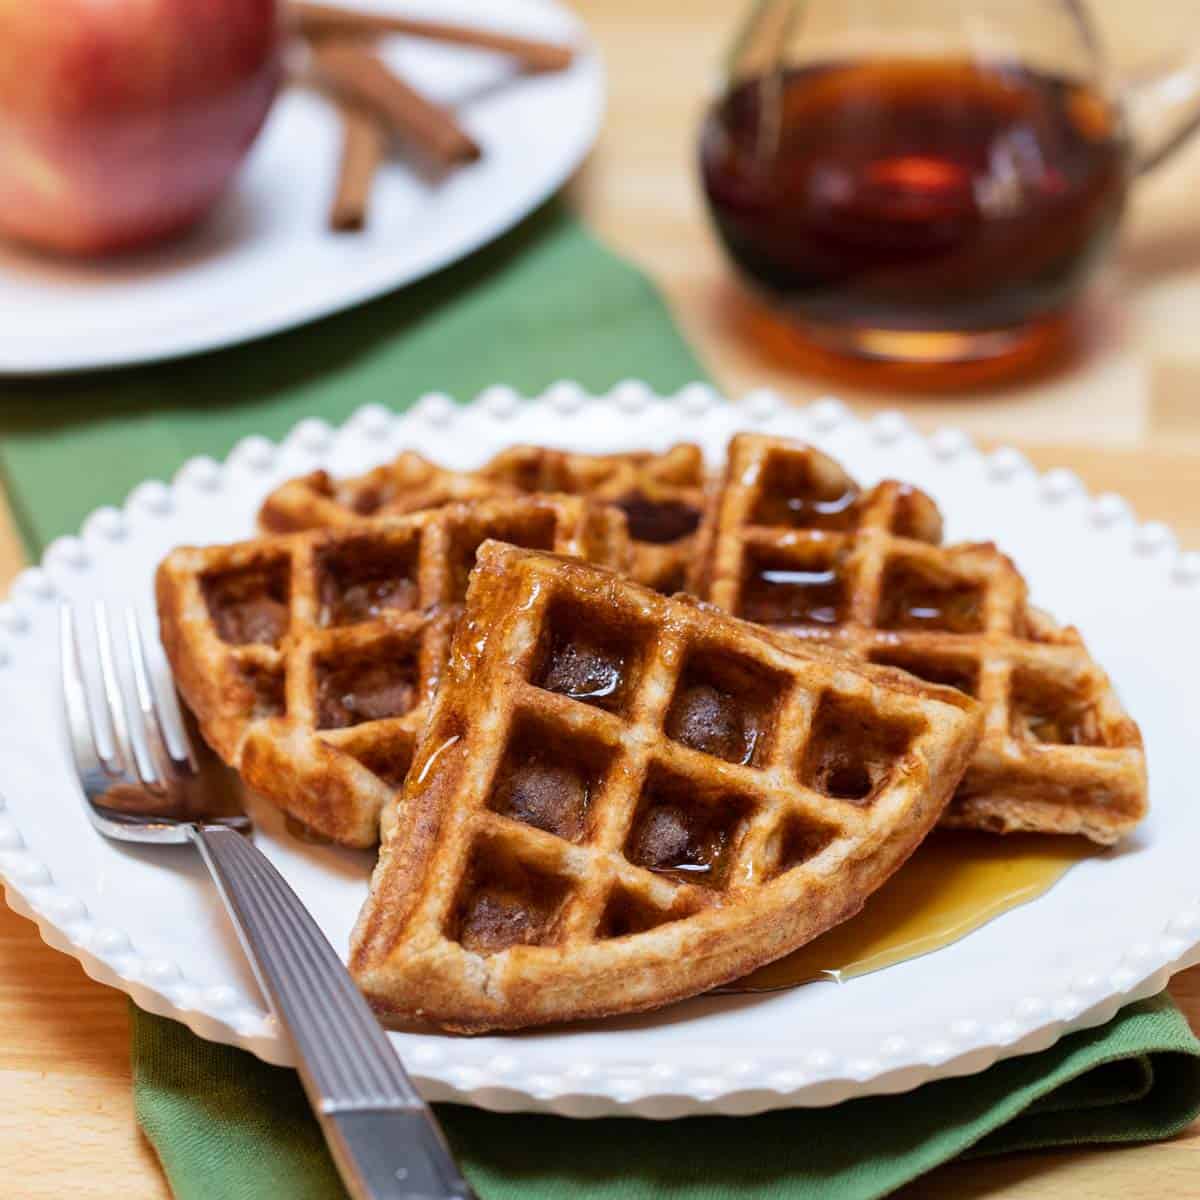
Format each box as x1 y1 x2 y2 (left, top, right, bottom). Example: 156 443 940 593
60 605 105 779
125 608 196 778
90 602 129 775
94 601 162 793
124 607 172 787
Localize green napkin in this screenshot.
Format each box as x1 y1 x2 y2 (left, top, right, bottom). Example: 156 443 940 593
133 995 1200 1200
3 198 1198 1199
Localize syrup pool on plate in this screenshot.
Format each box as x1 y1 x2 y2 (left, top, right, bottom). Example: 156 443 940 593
726 830 1096 991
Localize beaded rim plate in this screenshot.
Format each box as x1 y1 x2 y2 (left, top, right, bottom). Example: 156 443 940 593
1 384 1198 1119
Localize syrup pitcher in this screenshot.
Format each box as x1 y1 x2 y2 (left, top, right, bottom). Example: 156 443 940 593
699 0 1200 367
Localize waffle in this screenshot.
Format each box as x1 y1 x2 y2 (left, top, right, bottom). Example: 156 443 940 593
690 434 1147 844
259 451 500 533
349 541 983 1032
259 443 707 593
156 496 631 847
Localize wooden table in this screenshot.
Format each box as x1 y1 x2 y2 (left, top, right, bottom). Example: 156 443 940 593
2 1 1198 1196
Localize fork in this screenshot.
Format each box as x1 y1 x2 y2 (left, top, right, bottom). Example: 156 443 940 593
61 602 476 1200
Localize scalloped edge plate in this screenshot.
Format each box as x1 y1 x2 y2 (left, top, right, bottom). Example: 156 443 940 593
2 383 1198 1118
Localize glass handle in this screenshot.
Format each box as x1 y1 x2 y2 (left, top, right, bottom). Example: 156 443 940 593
1122 59 1200 175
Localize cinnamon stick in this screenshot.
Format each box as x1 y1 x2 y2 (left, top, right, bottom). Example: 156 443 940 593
311 41 481 170
329 101 386 231
293 1 574 73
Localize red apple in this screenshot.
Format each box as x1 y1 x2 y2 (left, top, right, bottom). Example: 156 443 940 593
0 0 282 256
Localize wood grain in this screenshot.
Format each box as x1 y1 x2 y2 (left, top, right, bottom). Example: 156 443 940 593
0 904 169 1200
2 0 1198 1195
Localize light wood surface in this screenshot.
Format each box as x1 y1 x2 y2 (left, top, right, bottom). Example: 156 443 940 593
2 1 1199 1197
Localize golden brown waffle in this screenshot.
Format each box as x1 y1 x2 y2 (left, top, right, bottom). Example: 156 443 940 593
350 541 983 1032
483 444 707 593
690 434 1147 844
259 452 500 533
156 497 631 848
259 443 707 593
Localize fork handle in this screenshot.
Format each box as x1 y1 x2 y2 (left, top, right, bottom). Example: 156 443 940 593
190 825 475 1200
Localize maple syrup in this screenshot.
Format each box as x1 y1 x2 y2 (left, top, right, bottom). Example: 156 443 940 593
741 552 847 628
700 59 1129 355
726 831 1094 991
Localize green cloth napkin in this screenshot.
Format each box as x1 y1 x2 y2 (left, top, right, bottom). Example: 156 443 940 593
3 199 1198 1199
133 995 1200 1200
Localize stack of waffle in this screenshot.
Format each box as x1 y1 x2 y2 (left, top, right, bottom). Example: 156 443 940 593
157 433 1146 1031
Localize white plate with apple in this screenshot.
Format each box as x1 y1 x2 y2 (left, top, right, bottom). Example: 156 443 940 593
0 0 603 375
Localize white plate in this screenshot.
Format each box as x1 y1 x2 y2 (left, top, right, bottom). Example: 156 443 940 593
0 0 602 375
2 385 1199 1119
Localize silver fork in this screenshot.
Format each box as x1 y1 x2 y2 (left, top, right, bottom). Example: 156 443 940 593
61 602 476 1200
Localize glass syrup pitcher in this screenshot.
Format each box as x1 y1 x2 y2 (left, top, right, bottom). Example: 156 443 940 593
699 0 1200 367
